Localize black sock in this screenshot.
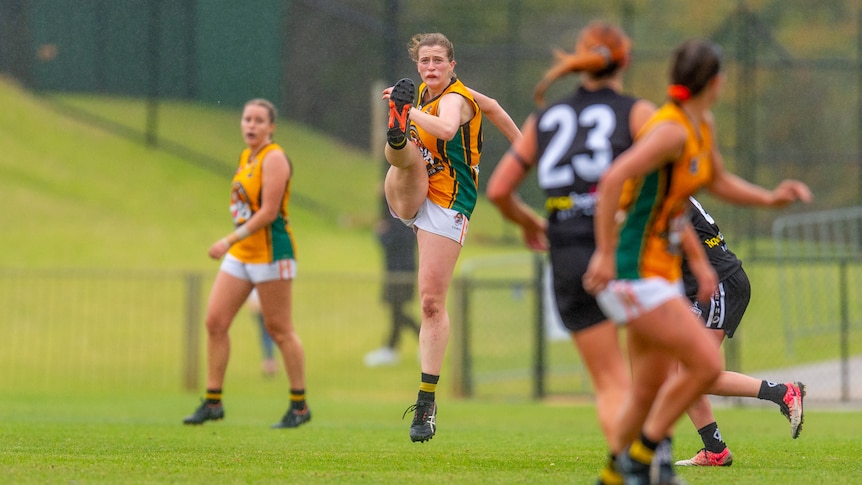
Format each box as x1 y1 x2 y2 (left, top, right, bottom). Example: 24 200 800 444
697 422 727 453
290 389 306 410
757 380 787 405
205 388 222 405
418 373 439 402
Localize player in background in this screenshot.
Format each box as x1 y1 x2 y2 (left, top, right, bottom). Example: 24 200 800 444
668 196 804 469
486 21 654 485
183 98 311 429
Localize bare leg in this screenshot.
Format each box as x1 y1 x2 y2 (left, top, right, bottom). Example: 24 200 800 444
384 142 428 220
572 321 631 452
257 279 305 390
204 272 253 390
415 229 461 375
636 298 723 441
615 331 673 451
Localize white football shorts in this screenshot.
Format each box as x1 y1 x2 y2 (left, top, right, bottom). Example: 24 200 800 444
596 277 684 326
220 254 297 284
394 198 469 246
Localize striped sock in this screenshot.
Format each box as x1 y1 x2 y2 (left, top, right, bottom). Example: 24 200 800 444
205 388 222 405
418 373 439 401
290 389 306 410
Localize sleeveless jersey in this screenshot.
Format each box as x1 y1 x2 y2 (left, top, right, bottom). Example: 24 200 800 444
227 142 296 264
616 102 713 281
411 78 483 218
682 196 743 297
534 87 638 245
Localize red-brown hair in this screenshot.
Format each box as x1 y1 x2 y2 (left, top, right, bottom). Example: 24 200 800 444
533 21 631 106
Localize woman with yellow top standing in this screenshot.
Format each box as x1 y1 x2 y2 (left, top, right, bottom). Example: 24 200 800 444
382 32 521 443
183 98 311 429
582 39 811 484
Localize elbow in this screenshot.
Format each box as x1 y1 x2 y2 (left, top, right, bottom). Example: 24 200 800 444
439 128 458 141
485 184 504 207
258 210 279 225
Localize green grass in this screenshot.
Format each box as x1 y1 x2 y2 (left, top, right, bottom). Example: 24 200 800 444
2 77 861 483
2 394 861 484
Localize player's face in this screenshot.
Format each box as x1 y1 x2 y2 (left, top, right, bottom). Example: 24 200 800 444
241 105 274 148
416 45 454 93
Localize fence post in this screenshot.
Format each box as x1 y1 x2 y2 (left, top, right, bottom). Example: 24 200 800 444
183 272 202 391
450 276 472 398
839 260 849 401
532 253 545 399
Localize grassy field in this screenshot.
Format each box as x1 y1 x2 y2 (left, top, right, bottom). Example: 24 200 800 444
2 77 861 483
2 393 861 484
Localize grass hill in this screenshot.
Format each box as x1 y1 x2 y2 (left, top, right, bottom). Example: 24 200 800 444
0 76 518 272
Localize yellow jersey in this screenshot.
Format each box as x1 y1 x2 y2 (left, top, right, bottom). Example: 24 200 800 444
410 78 483 218
617 102 713 281
227 143 296 263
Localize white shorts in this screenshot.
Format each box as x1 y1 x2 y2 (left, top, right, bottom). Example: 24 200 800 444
220 254 297 284
596 277 684 326
395 198 469 246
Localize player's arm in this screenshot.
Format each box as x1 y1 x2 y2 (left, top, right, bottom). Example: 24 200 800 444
680 221 717 303
467 87 523 144
408 92 467 141
705 112 812 207
208 150 290 260
486 114 547 251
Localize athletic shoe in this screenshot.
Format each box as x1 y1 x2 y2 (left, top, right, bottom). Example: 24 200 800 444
271 405 312 429
616 449 650 485
387 78 415 148
363 347 400 367
652 440 683 484
182 400 224 425
404 399 436 442
779 381 806 439
675 447 733 467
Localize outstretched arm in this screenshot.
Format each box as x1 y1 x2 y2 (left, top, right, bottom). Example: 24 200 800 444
467 87 523 144
705 113 813 207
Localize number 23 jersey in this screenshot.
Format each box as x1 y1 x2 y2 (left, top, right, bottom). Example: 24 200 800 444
534 86 638 245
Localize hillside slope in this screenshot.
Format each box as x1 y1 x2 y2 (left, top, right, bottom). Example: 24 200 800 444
0 77 385 271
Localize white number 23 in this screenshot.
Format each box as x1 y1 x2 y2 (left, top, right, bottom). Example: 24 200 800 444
536 104 616 189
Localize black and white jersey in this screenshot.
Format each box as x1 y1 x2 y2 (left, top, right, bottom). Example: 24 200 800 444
682 196 744 298
534 86 638 245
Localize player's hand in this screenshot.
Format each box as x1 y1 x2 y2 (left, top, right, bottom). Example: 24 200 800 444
208 239 230 260
690 258 718 303
582 250 615 296
771 180 813 207
521 216 548 251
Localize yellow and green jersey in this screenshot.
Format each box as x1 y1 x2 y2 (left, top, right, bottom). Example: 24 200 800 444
411 78 483 219
617 102 713 281
227 142 296 263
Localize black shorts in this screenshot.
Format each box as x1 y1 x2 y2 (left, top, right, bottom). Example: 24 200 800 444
689 267 750 338
549 243 606 332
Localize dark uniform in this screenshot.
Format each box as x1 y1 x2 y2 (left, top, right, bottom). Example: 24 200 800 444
682 197 750 338
536 87 638 331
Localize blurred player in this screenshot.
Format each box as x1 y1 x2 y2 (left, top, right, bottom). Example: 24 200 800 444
486 21 654 485
183 98 311 429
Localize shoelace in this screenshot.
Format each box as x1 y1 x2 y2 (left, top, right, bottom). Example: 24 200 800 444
402 403 430 423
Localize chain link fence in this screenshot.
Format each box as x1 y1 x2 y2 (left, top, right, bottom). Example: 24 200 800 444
1 0 860 404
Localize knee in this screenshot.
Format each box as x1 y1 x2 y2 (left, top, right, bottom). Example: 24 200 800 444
266 323 297 346
419 293 445 321
205 315 231 336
